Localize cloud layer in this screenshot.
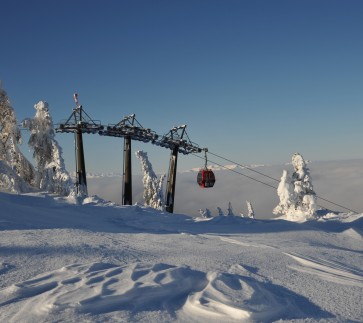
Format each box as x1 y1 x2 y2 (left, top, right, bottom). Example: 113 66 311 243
87 159 363 219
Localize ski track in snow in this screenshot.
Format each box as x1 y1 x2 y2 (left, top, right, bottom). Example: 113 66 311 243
214 234 363 288
217 236 276 250
284 252 363 288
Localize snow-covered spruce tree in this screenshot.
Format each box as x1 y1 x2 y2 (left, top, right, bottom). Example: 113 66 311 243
21 101 74 196
135 150 165 210
227 201 234 216
0 85 34 191
246 200 255 219
291 153 317 217
205 208 212 218
273 170 294 215
199 208 212 218
217 207 224 216
273 153 317 220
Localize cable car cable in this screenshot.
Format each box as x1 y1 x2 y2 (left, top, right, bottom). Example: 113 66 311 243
191 153 359 214
208 151 280 182
192 153 278 190
206 151 358 213
312 196 358 214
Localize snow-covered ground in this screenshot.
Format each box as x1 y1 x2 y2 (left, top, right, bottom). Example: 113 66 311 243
0 191 362 322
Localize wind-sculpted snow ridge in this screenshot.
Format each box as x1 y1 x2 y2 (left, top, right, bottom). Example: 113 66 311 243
341 227 363 241
182 269 320 322
0 262 203 322
0 262 328 323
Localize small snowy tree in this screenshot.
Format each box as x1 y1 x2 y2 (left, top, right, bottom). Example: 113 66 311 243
246 200 255 219
135 150 165 210
205 208 212 218
273 153 317 221
217 207 224 216
22 101 74 196
227 201 234 216
0 85 34 191
273 170 294 215
291 153 316 216
199 208 212 218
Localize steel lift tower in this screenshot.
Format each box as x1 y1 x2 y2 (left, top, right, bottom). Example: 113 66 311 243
55 94 103 196
55 94 205 212
157 125 202 213
99 114 158 205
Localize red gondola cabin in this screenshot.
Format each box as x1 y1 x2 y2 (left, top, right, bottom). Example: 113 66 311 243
197 169 216 188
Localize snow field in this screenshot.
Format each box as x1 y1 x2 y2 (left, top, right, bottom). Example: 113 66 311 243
0 192 362 322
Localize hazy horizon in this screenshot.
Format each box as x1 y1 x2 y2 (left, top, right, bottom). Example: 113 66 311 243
86 158 363 219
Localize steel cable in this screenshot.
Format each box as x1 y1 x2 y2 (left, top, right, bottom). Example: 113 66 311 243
191 152 359 214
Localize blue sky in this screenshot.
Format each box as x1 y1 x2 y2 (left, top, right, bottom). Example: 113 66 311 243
1 0 363 174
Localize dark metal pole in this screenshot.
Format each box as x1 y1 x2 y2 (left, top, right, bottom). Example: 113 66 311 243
165 146 179 213
122 136 132 205
75 127 88 196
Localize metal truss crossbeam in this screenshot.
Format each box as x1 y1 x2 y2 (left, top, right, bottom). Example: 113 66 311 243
56 107 103 134
156 125 202 155
98 114 158 143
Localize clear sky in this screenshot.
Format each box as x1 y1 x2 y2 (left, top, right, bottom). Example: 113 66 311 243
1 0 363 175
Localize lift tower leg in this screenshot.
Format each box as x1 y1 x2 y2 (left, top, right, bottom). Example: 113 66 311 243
75 128 88 196
165 146 179 213
122 136 132 205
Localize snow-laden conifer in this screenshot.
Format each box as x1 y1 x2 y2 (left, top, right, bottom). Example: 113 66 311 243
291 153 317 216
273 170 294 215
227 201 234 216
205 208 212 218
246 200 255 219
217 207 224 216
135 150 165 210
273 153 317 221
199 208 212 218
0 85 34 190
22 101 74 196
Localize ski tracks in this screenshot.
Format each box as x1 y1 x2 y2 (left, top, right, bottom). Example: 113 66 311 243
204 234 363 288
284 252 363 287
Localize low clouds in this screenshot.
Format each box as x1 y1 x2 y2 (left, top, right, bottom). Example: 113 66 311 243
87 159 363 219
